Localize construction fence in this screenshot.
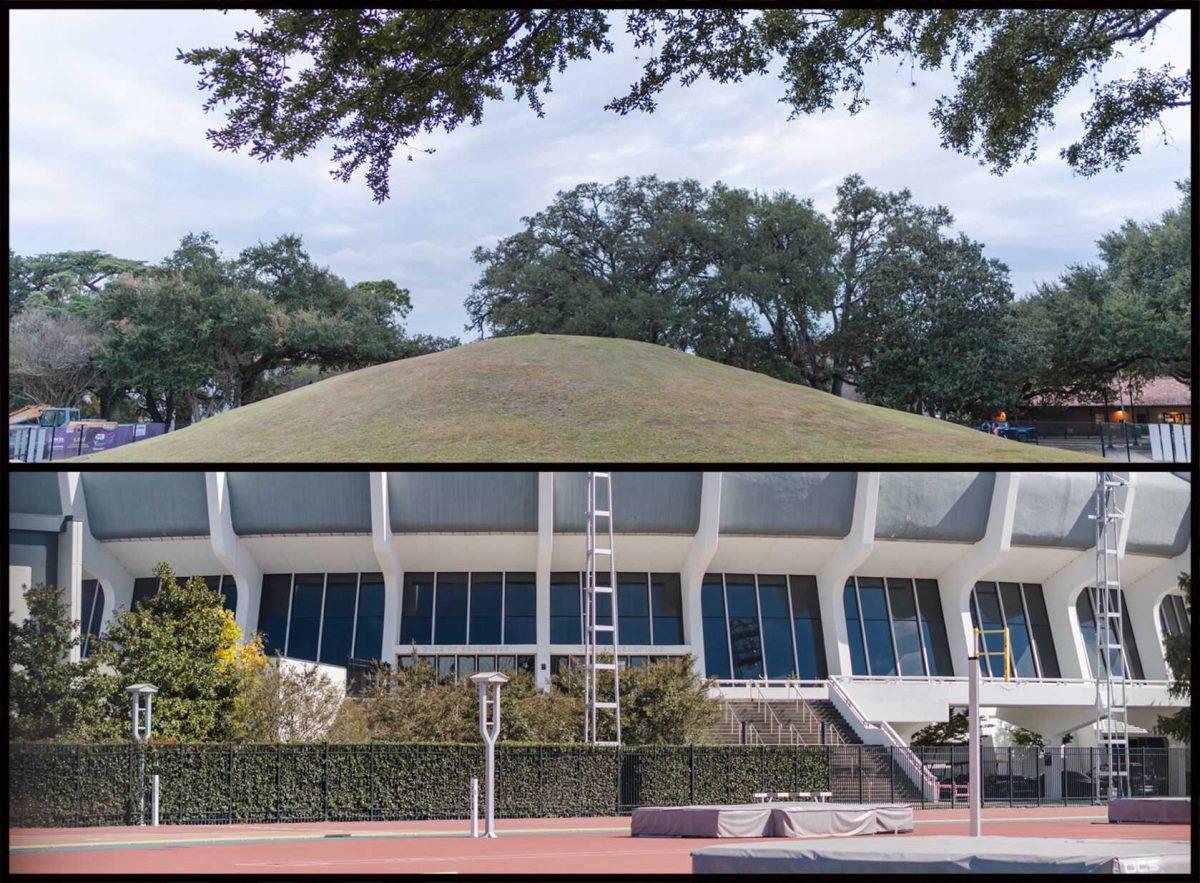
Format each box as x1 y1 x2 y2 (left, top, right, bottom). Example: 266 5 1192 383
9 742 1190 828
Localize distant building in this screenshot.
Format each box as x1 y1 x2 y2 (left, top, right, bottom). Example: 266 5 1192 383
1025 377 1191 425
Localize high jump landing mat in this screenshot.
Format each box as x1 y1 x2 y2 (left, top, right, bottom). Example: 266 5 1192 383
631 801 913 838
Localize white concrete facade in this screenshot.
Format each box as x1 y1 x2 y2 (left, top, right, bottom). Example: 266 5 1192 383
8 470 1190 743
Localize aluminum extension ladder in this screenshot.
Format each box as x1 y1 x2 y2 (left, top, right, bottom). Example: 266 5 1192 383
1091 471 1130 801
583 472 621 746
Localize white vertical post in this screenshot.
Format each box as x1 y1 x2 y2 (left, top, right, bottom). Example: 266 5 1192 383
470 778 479 838
472 672 506 839
152 775 160 826
968 652 981 837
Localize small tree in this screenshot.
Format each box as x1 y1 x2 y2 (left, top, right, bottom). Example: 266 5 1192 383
234 659 344 742
1157 573 1190 744
99 563 266 742
8 584 119 742
911 711 969 746
1009 727 1045 748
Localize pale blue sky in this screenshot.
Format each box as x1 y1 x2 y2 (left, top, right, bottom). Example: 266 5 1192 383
9 9 1193 338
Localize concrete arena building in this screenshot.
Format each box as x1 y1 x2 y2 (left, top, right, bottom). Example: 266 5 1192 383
8 470 1191 749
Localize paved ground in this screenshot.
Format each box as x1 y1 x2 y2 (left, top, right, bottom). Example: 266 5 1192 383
10 806 1190 875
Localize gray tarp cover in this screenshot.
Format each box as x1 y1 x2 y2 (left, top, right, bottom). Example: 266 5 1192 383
1108 797 1191 824
691 835 1192 874
631 802 913 838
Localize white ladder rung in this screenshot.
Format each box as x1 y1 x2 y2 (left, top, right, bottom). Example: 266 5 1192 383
593 663 617 671
592 624 614 632
594 701 619 710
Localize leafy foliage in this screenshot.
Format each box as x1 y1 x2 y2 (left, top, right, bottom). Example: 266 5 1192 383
8 308 102 411
469 174 1023 418
1017 180 1192 402
1157 572 1190 744
180 9 1187 200
96 564 268 743
8 584 119 742
911 711 968 746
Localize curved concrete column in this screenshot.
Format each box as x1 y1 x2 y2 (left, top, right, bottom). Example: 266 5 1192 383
934 471 1019 675
369 472 405 665
681 472 722 678
535 472 554 687
1040 473 1137 680
1127 546 1190 681
205 472 263 635
816 472 879 676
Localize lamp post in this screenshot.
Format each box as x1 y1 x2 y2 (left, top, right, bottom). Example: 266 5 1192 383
127 684 158 825
469 671 508 838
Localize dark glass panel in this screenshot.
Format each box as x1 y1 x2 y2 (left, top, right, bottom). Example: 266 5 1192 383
80 580 98 658
844 581 868 676
857 578 895 676
319 573 357 667
617 572 651 645
789 576 826 680
1161 595 1181 636
286 574 323 662
1115 589 1144 680
400 573 434 645
257 574 293 657
354 574 385 661
504 573 537 644
974 582 1007 676
469 572 503 644
516 655 535 672
650 573 684 645
758 576 796 679
1076 589 1101 677
1171 595 1189 634
998 582 1036 678
132 577 158 611
916 579 953 677
725 574 763 679
437 655 456 681
434 573 468 645
458 655 478 677
887 579 924 677
219 575 238 615
550 572 581 644
1021 583 1060 678
701 576 732 680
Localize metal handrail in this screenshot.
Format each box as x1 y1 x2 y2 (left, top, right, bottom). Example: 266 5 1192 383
786 682 846 745
749 681 802 745
721 697 763 745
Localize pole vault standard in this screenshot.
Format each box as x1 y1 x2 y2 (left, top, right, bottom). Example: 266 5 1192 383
969 626 1011 837
470 671 508 838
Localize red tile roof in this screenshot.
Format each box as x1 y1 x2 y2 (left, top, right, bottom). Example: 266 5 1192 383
1037 377 1191 408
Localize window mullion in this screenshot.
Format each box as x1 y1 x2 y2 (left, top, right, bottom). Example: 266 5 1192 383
283 573 295 657
430 573 438 646
466 572 472 645
785 575 799 680
1018 583 1041 680
855 578 870 677
646 573 653 646
722 574 733 679
911 579 930 678
350 572 361 659
882 579 900 678
315 573 328 662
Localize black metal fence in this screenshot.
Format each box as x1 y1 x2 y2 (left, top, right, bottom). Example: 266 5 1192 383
8 742 1190 828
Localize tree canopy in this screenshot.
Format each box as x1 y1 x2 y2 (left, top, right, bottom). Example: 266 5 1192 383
8 233 456 424
181 9 1188 200
1157 572 1190 744
468 173 1026 419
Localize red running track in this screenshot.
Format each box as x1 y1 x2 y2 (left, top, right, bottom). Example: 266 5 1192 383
10 807 1190 875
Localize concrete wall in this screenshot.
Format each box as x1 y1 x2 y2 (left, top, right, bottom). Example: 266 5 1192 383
1125 473 1190 557
9 528 60 590
875 472 993 542
719 471 855 537
1010 472 1096 549
81 472 209 539
553 472 701 533
229 472 372 534
8 473 63 516
389 472 538 533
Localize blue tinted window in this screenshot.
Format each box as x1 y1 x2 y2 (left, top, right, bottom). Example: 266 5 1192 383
590 570 614 646
973 583 1006 676
887 579 924 677
758 576 796 679
434 573 468 644
354 574 386 661
258 574 292 657
81 580 103 658
701 576 731 679
1021 584 1059 678
400 573 434 645
470 573 503 644
999 582 1036 679
844 581 867 676
1114 589 1144 680
725 574 763 679
503 573 537 644
287 574 323 661
319 574 357 666
219 575 238 616
789 576 826 679
550 573 581 643
858 578 895 676
650 573 683 645
916 580 953 676
618 573 650 645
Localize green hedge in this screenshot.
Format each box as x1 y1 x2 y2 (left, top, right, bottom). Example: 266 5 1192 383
9 742 831 828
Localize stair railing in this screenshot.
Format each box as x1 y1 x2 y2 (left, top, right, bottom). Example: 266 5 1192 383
786 682 845 745
749 681 803 745
827 678 939 800
721 697 764 745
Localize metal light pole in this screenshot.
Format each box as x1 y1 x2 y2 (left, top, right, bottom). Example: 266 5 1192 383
128 684 158 826
470 671 508 838
967 655 981 837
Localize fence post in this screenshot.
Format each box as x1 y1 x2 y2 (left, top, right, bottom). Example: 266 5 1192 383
75 745 83 826
690 744 696 805
857 745 863 803
275 744 282 823
227 744 234 824
323 743 331 822
1008 747 1014 807
889 746 894 802
826 745 832 797
578 746 584 817
368 743 376 821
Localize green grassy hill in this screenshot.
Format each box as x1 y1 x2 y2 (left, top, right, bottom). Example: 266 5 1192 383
83 335 1097 463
